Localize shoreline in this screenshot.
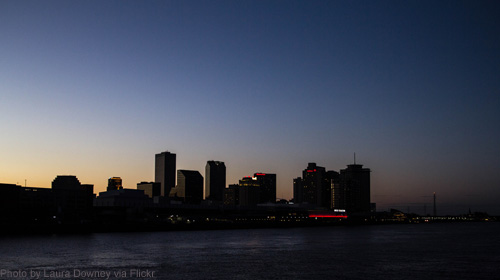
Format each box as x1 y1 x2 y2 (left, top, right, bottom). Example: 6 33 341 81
1 217 496 236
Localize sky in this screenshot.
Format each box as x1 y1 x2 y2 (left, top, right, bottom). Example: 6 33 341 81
1 0 499 215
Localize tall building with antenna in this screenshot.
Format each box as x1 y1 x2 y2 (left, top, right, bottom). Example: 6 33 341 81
338 159 371 213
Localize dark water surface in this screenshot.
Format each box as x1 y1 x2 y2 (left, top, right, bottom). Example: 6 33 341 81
1 223 499 279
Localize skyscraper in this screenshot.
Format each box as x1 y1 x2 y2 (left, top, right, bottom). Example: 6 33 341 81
155 151 176 197
338 163 371 213
293 177 303 204
254 173 276 204
205 161 226 201
324 170 339 209
301 163 327 207
107 177 123 191
223 184 239 206
294 163 337 209
238 176 260 206
331 174 345 210
176 170 203 204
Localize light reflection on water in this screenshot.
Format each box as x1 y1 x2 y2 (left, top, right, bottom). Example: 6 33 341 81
1 223 499 279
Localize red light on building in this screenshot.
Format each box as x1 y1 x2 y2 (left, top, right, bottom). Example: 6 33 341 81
308 214 348 218
255 173 266 176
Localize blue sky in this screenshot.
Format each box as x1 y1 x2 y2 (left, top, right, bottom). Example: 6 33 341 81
1 0 499 214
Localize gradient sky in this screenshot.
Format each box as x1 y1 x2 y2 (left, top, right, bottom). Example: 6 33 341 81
1 0 499 215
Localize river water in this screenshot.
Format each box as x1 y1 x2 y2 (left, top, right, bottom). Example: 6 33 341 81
1 222 499 279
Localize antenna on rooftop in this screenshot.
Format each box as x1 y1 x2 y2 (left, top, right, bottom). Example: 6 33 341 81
354 152 356 164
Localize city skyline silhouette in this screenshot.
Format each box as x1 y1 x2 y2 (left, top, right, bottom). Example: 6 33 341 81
1 1 499 215
0 149 494 216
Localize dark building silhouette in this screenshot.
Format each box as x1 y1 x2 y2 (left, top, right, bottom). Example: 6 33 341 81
239 176 260 206
293 163 339 209
232 174 276 206
0 183 52 224
302 163 325 205
254 173 276 204
95 177 151 207
52 175 94 223
94 188 150 207
155 151 176 197
338 164 371 213
173 170 203 204
1 176 94 226
205 161 226 201
223 184 239 206
20 187 53 211
325 170 339 209
137 182 161 198
299 163 330 207
331 174 345 210
19 186 54 224
0 184 21 216
107 177 123 191
293 177 303 204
